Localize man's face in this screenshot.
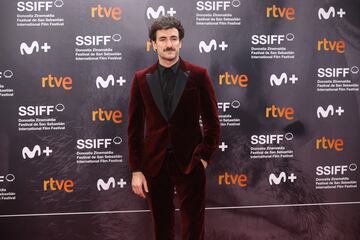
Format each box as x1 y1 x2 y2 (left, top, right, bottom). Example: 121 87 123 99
152 27 182 62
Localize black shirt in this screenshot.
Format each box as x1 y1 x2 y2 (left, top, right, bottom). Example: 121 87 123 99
157 60 180 119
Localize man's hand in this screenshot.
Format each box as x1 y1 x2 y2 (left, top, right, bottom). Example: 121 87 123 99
200 159 208 169
131 171 149 198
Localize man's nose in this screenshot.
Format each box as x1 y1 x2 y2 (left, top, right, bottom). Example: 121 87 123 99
165 39 173 47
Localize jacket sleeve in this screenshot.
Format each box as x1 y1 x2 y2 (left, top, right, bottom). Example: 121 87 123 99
127 73 145 172
198 69 221 164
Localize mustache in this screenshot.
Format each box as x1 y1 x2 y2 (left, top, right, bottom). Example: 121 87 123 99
164 48 176 52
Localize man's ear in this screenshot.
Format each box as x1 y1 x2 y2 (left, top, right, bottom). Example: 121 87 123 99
152 40 157 52
179 39 182 49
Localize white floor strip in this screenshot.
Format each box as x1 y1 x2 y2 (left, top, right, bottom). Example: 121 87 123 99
0 201 359 218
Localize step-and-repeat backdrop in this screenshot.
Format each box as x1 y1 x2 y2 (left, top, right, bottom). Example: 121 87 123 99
0 0 359 239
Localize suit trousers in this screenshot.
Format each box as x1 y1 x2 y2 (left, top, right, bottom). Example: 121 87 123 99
145 149 206 240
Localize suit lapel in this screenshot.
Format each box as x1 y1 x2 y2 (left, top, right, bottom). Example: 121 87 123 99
145 58 190 122
146 71 168 121
170 69 190 118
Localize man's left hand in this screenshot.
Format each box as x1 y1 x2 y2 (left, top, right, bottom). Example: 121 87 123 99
200 159 207 169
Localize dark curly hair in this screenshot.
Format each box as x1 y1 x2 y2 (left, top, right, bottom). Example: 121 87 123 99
149 16 184 41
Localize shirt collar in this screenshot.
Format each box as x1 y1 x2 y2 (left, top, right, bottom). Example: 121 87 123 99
158 59 180 76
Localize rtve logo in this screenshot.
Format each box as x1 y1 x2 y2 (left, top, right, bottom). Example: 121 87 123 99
97 177 127 191
146 6 176 19
318 7 346 20
22 145 53 159
316 164 357 176
199 39 228 53
0 70 14 79
270 73 298 86
218 72 248 88
251 132 294 145
91 4 122 21
75 34 121 46
265 105 295 120
43 178 74 193
196 0 241 11
20 41 51 55
317 66 359 78
251 33 294 45
217 100 240 112
316 105 344 119
17 0 64 12
92 108 123 124
266 5 295 21
218 172 247 187
76 137 122 149
0 174 15 183
269 172 297 185
316 137 344 152
317 38 345 53
96 75 126 89
18 104 65 116
41 74 72 90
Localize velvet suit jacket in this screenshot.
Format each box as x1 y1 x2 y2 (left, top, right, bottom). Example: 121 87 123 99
127 58 220 177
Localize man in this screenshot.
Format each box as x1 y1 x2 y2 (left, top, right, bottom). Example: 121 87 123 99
127 16 220 240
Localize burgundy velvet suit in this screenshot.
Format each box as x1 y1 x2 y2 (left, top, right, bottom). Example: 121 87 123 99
127 58 220 240
127 58 220 177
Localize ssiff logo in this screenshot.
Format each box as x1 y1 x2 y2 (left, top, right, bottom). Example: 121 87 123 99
266 4 295 21
251 133 294 145
317 66 359 78
317 105 344 118
318 7 346 20
91 4 122 21
196 1 241 11
18 104 65 116
218 100 240 112
22 145 53 159
218 72 248 87
41 74 72 90
252 33 294 45
146 6 176 19
75 34 121 46
17 0 64 12
77 137 122 149
199 39 228 53
0 174 15 183
20 41 51 55
316 164 357 176
270 73 298 86
96 75 126 88
97 177 127 191
0 70 14 79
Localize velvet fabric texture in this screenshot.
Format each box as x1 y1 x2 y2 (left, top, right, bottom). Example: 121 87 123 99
127 58 221 177
146 151 206 240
